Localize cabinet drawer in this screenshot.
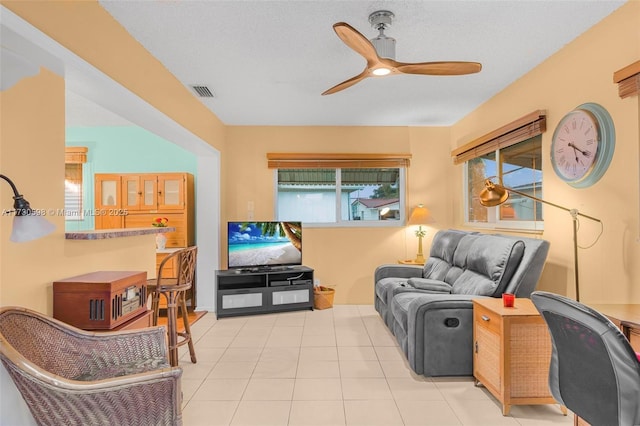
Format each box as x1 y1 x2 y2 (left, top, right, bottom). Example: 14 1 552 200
272 289 310 305
166 235 186 248
474 304 501 335
222 292 263 309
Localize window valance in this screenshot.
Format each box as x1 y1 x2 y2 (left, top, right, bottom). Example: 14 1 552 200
614 60 640 99
65 147 88 164
267 153 411 169
451 110 546 165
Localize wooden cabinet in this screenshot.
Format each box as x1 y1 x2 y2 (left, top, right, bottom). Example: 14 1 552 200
125 213 188 248
122 174 158 211
95 174 125 229
120 173 186 212
94 172 194 247
157 174 186 210
473 298 564 416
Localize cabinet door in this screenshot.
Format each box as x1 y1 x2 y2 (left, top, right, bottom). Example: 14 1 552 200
123 175 159 211
95 174 123 229
139 175 159 211
473 306 502 394
122 175 141 210
157 174 185 210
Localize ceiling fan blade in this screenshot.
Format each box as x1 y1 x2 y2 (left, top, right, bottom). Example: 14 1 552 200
333 22 379 64
322 70 369 96
395 61 482 76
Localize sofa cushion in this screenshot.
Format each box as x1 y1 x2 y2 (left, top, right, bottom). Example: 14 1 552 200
422 230 468 281
451 236 525 296
444 234 481 285
407 278 452 293
375 277 410 301
391 292 416 332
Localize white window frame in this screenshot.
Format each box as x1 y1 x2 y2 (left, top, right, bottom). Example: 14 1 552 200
274 167 406 228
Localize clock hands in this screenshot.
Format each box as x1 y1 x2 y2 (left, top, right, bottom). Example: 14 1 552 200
569 144 579 164
568 142 592 158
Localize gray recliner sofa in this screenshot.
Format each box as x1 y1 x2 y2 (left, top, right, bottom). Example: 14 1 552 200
374 229 550 377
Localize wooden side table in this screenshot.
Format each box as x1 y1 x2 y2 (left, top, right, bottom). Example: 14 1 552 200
398 259 425 266
472 297 566 416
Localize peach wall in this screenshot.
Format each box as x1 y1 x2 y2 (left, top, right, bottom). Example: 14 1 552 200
0 0 227 313
451 1 640 303
0 70 157 313
224 126 454 303
2 0 639 308
1 0 226 152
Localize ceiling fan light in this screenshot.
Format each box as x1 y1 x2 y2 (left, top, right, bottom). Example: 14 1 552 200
372 67 391 76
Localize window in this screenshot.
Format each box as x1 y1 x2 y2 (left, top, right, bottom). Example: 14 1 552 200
268 153 409 226
64 147 87 221
452 111 546 231
465 135 542 229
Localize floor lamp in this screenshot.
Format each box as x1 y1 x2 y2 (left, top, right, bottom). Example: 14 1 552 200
479 179 601 302
1 174 56 242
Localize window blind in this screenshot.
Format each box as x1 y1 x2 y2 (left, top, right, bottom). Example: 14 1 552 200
64 147 87 219
267 153 411 169
451 110 546 165
614 60 640 99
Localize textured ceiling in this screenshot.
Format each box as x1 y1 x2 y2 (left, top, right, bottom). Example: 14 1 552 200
82 1 624 127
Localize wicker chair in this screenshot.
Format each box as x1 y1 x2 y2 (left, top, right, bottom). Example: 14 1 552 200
0 307 183 426
148 246 197 367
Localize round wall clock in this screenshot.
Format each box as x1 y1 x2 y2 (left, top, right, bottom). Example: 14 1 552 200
550 102 615 188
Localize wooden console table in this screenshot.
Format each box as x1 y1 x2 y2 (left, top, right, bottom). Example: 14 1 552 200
588 303 640 351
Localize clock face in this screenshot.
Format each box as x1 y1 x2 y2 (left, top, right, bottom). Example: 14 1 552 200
551 110 600 183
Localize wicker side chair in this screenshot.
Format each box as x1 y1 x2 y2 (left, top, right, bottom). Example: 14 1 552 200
0 306 183 426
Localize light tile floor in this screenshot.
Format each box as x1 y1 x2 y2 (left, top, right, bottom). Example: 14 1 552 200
179 305 572 426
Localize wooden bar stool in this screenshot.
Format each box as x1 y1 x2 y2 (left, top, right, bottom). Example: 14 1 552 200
148 246 197 367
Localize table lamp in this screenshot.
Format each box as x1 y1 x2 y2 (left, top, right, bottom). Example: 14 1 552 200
408 204 434 263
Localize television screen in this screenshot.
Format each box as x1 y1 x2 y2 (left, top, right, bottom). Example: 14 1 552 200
227 221 302 269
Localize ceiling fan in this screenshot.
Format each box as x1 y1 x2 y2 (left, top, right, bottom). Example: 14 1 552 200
322 10 482 95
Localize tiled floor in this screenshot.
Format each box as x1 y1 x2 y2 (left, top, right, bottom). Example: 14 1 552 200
178 305 572 426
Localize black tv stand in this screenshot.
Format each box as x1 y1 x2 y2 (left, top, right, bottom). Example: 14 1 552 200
235 265 294 273
215 266 314 318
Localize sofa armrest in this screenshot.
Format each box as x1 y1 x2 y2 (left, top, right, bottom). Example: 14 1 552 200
407 294 490 375
407 278 452 293
374 264 423 282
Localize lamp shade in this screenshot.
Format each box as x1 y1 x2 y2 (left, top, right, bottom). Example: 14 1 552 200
11 214 56 243
479 180 510 207
408 204 434 225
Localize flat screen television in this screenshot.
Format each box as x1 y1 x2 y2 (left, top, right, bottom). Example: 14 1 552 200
227 221 302 270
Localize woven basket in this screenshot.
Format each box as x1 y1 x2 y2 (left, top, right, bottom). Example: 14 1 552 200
313 286 335 310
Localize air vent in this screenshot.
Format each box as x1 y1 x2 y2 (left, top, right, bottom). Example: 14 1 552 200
190 85 215 98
